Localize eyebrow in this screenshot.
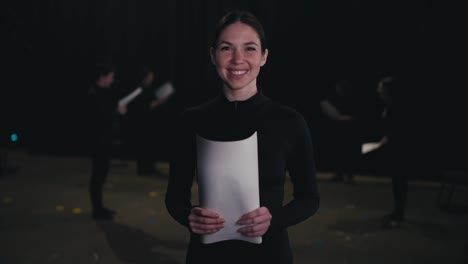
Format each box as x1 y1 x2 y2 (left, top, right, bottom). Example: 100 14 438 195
218 41 260 47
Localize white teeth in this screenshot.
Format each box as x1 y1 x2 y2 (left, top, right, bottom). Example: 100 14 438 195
231 70 247 75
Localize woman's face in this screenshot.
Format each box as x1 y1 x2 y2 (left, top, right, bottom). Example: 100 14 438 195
210 22 268 93
377 81 385 98
377 81 391 103
142 71 154 88
99 72 115 88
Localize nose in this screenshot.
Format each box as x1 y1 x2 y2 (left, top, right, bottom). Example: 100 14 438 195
231 49 244 64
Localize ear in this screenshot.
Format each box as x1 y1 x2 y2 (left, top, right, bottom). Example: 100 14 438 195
210 47 216 65
260 49 269 67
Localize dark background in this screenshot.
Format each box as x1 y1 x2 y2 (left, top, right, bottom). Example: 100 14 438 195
1 1 462 173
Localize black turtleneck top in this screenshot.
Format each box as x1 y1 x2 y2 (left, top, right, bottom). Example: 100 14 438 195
165 91 320 264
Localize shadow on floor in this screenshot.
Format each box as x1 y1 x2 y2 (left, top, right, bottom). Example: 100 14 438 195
328 214 386 235
439 203 468 215
329 214 458 240
97 221 186 264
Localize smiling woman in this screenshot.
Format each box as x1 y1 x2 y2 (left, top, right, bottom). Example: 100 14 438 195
165 10 320 264
210 21 268 101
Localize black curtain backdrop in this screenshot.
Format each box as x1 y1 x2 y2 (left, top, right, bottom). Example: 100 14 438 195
3 0 457 171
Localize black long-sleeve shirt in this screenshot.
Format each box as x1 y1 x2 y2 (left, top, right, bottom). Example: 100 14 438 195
127 87 156 125
87 86 119 147
165 91 320 264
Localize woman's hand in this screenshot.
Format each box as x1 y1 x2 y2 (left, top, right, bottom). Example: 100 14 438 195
188 207 225 235
380 136 389 145
149 96 170 109
149 100 162 109
237 207 272 237
338 114 354 121
117 104 127 115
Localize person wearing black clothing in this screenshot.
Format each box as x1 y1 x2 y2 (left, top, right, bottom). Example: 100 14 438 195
165 10 319 264
88 64 126 220
362 76 411 228
320 80 362 183
125 66 167 176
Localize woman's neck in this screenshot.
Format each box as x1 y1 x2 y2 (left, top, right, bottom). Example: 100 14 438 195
223 86 258 102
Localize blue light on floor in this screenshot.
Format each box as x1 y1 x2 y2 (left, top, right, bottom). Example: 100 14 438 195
10 133 18 142
314 240 325 247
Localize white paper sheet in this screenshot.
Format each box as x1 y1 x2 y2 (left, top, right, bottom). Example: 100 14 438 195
361 142 382 154
196 132 262 244
118 87 143 106
320 99 341 120
154 81 175 99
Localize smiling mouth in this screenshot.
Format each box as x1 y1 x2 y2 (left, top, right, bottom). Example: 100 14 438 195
229 70 248 76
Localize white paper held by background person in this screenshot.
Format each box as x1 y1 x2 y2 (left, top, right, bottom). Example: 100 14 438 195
154 81 175 100
361 142 382 154
118 87 143 106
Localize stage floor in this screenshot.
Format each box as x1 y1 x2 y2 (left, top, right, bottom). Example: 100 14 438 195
1 150 467 264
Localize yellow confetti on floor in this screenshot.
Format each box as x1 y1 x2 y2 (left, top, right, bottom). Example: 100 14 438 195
3 197 13 204
72 208 83 214
149 191 158 198
56 205 65 211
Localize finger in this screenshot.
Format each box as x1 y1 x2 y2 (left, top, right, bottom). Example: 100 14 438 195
239 207 269 220
205 228 222 234
190 222 224 231
238 222 269 235
192 207 221 218
237 213 271 225
237 222 265 233
189 214 225 225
